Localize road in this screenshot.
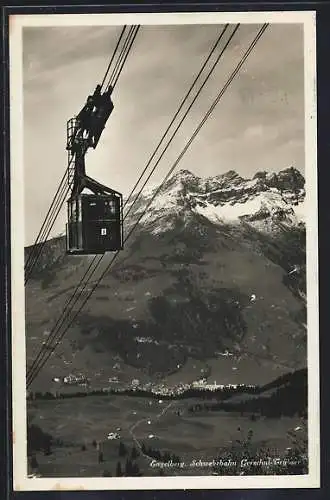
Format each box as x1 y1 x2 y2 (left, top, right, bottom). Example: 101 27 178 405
128 361 211 461
128 400 174 459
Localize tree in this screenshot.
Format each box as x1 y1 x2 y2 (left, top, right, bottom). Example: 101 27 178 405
116 461 122 477
44 443 52 456
131 462 141 476
125 458 133 476
92 440 97 448
27 423 53 456
98 451 104 463
30 455 38 470
118 441 127 457
81 444 87 451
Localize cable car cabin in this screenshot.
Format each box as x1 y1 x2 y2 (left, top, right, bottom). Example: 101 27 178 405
66 193 123 255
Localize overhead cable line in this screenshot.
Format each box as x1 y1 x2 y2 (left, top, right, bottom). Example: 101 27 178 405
25 181 70 286
106 26 135 87
24 172 70 283
106 25 140 90
123 23 230 210
123 23 240 220
24 26 139 285
27 23 268 387
100 25 127 89
26 254 102 386
26 27 142 381
26 24 234 386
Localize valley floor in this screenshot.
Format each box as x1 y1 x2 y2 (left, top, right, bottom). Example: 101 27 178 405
27 393 307 478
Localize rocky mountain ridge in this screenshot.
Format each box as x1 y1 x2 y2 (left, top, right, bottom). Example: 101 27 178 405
127 167 305 237
25 166 307 389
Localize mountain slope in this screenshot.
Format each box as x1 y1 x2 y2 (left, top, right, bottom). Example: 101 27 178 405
25 167 306 389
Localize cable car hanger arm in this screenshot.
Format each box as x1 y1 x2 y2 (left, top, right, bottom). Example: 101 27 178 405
71 174 122 198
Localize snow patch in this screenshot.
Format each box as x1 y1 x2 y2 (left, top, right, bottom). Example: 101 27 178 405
293 199 306 222
194 191 304 225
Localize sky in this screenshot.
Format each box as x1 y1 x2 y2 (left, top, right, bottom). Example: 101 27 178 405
22 22 304 246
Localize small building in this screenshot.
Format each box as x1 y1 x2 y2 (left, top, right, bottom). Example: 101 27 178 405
107 432 120 440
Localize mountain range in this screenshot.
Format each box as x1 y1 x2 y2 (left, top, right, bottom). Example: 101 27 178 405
25 167 307 390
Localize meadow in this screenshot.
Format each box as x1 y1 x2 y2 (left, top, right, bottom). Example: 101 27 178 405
28 392 304 477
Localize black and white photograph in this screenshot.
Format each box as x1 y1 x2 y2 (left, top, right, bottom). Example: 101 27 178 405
10 11 319 490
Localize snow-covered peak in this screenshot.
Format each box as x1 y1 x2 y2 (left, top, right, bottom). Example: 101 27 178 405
127 167 305 234
159 169 201 194
194 191 304 230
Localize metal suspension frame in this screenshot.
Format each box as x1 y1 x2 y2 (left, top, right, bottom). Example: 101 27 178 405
65 87 124 255
66 93 120 199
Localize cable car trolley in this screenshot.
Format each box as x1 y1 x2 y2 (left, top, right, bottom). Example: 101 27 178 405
65 84 123 255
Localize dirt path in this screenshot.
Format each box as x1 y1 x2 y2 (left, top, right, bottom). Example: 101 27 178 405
128 401 174 458
128 359 211 459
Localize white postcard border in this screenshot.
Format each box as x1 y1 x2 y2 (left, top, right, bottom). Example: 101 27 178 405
10 10 319 491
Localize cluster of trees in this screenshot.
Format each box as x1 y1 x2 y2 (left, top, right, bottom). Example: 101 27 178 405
28 384 262 402
71 309 190 377
257 368 306 393
28 423 60 471
114 459 141 477
188 369 307 419
112 441 183 476
27 389 104 401
27 424 55 457
148 282 247 360
28 427 183 478
101 440 182 477
114 442 141 477
212 424 308 476
188 390 306 419
141 442 180 463
74 439 143 477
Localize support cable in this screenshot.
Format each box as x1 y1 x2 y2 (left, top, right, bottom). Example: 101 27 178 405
27 24 268 387
24 27 138 284
26 25 235 385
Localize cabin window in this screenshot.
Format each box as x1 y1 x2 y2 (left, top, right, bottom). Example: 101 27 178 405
75 199 79 222
104 199 117 215
71 203 77 222
101 228 107 236
78 198 82 222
